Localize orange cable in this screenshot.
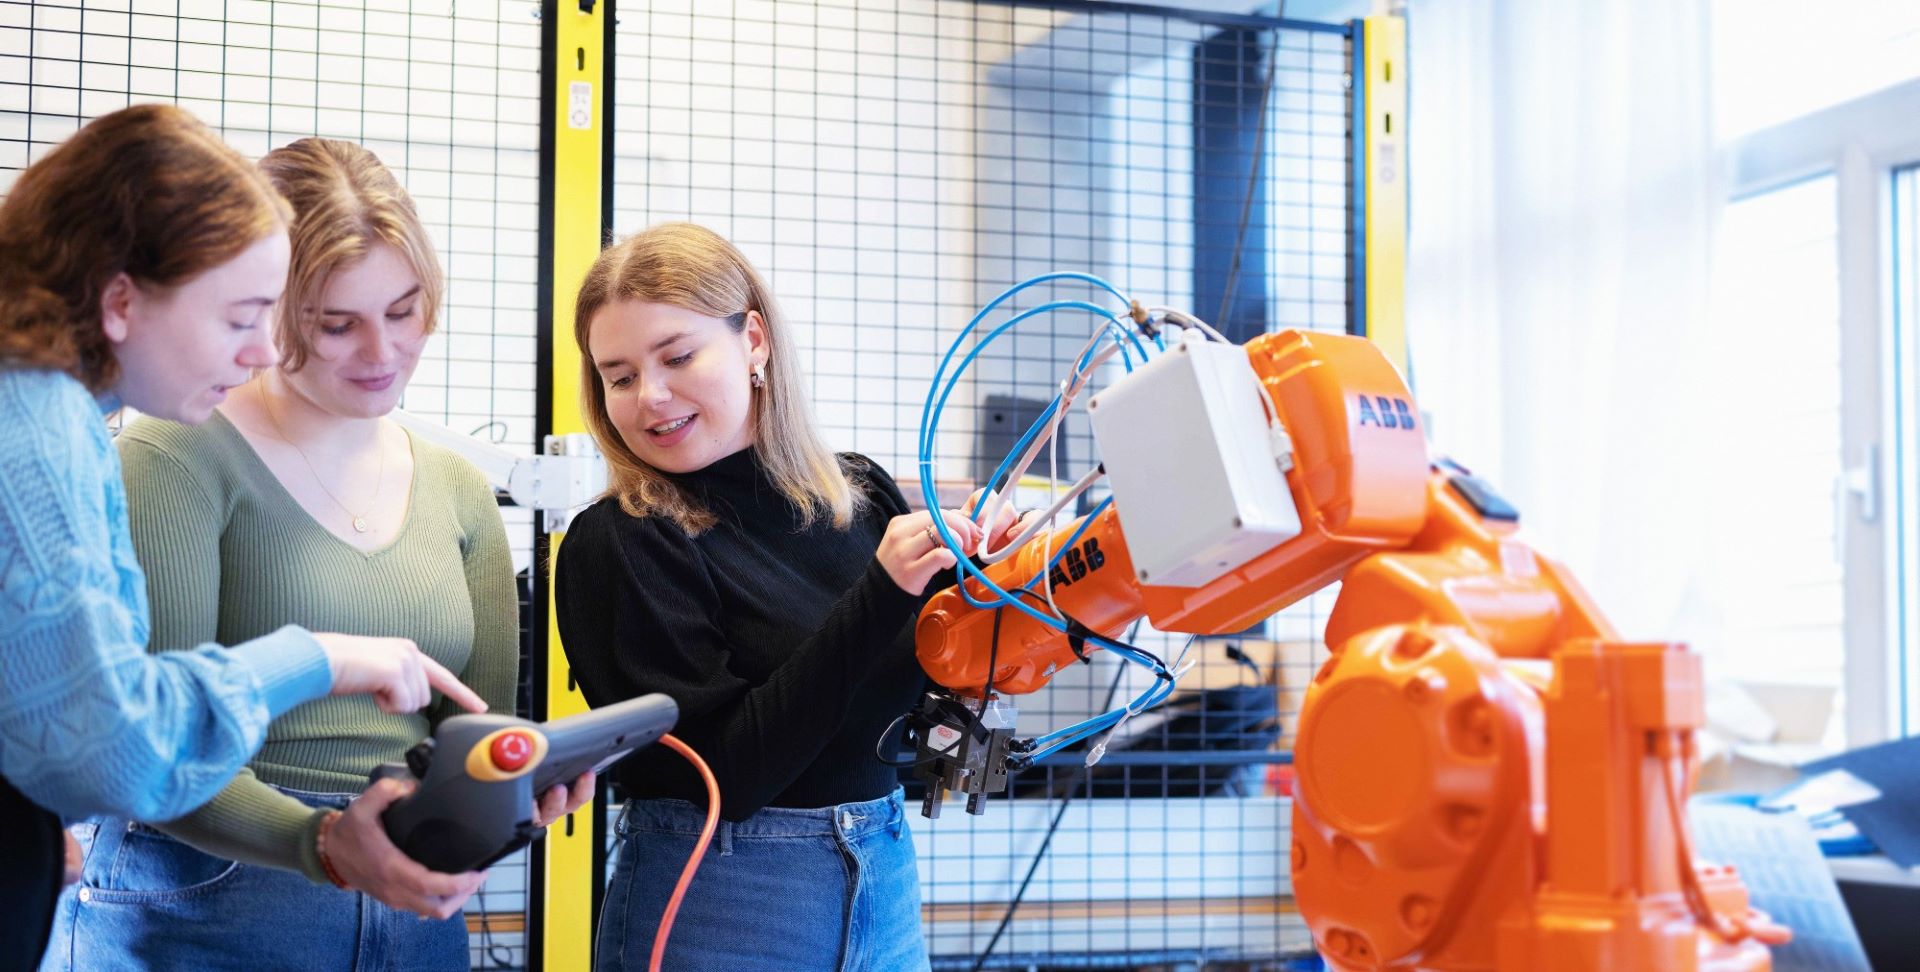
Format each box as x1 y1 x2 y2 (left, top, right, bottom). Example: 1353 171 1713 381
1659 741 1747 943
1660 731 1790 948
652 733 721 972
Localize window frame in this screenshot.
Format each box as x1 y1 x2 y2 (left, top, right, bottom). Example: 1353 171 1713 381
1724 76 1920 745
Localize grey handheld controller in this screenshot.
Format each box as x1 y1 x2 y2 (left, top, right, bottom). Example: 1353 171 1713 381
370 693 678 873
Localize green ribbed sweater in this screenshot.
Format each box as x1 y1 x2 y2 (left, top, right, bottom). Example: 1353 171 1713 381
118 411 518 882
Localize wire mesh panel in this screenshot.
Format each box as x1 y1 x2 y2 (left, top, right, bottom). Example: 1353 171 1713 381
610 2 1353 967
0 2 542 967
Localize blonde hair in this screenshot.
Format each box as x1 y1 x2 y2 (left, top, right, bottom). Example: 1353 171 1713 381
574 222 863 535
256 138 443 372
0 104 289 390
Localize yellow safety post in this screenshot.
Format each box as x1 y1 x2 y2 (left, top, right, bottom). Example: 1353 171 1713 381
1354 15 1408 374
532 0 607 968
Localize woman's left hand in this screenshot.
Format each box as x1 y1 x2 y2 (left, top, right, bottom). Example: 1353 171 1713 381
965 489 1048 557
532 771 596 829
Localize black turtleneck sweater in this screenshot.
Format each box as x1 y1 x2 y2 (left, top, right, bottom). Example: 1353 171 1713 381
555 449 931 821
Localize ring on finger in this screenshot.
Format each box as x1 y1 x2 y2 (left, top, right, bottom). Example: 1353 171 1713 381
924 524 941 547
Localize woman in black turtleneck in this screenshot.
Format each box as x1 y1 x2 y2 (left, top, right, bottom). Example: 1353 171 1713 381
556 223 1025 972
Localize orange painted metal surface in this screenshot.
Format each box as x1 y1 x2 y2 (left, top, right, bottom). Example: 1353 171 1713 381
1295 507 1784 970
1292 623 1542 969
915 328 1787 970
916 328 1428 694
1138 329 1428 634
916 507 1143 696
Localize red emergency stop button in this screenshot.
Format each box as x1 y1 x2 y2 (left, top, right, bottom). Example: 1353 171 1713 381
490 730 535 771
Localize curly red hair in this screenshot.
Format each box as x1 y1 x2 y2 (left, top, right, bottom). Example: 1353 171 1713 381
0 104 290 391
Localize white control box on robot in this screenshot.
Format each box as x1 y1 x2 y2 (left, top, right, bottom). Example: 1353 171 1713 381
1087 335 1300 589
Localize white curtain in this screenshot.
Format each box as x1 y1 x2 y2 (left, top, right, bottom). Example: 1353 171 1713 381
1404 0 1724 642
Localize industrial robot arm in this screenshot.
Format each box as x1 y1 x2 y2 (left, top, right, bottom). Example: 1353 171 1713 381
909 290 1788 970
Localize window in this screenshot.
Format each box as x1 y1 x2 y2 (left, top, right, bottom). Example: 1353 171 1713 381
1891 166 1920 735
1713 4 1920 744
1702 176 1845 689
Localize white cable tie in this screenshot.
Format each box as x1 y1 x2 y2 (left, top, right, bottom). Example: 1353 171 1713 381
1088 699 1147 768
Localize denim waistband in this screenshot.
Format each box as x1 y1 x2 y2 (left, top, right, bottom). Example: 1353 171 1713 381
84 784 352 836
269 784 353 811
617 788 906 842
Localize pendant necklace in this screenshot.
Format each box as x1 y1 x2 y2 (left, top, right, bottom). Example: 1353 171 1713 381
260 383 386 534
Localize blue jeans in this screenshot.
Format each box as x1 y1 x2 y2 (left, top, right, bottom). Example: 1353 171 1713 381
40 787 467 972
598 788 930 972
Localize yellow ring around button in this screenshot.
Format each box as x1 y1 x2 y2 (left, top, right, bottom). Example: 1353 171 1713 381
465 726 551 782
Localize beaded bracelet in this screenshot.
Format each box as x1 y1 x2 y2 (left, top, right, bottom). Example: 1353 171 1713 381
314 810 352 890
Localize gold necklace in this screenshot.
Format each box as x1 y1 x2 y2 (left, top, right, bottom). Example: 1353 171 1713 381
258 381 387 534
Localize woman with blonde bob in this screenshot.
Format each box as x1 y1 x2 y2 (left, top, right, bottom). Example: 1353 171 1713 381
556 223 1029 970
0 107 480 969
43 137 587 971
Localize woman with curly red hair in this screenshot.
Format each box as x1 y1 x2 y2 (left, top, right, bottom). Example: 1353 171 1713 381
0 105 481 967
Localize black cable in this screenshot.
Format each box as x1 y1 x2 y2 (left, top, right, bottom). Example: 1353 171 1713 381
873 607 1006 770
1086 631 1168 676
1223 641 1266 681
473 883 515 968
1000 586 1168 673
972 624 1176 972
871 711 921 768
970 659 1129 971
1215 26 1282 332
979 606 1003 720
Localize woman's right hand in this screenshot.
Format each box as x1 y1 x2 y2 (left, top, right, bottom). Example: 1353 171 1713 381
324 778 487 919
313 633 487 715
877 508 984 596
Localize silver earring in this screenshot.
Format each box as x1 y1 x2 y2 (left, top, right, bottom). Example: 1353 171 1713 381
750 364 766 388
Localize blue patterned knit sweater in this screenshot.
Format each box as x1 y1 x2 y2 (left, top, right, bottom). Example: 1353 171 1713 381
0 367 331 822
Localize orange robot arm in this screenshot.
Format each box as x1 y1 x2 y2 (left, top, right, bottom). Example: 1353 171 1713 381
912 328 1786 970
916 328 1426 691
